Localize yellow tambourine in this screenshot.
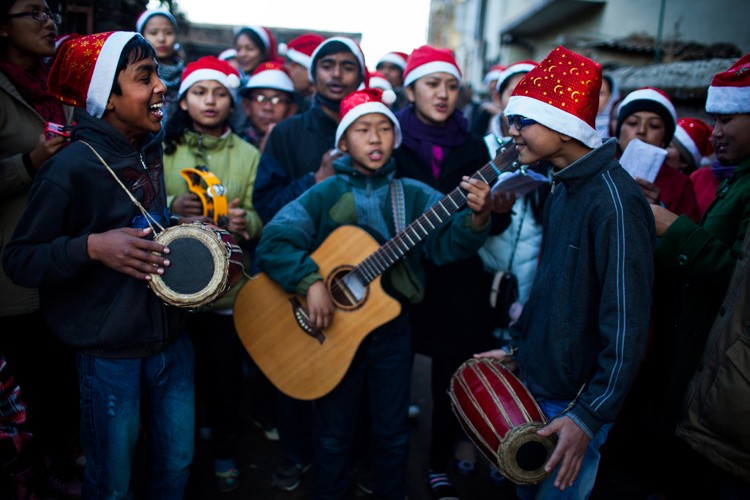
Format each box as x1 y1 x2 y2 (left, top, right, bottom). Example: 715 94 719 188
180 166 228 227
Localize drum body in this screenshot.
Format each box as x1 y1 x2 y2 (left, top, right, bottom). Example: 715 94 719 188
150 223 244 308
449 358 557 485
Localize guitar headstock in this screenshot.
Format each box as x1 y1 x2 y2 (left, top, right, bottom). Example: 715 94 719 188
492 138 520 173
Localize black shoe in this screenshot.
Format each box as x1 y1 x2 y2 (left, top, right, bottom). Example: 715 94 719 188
428 471 460 500
271 458 311 492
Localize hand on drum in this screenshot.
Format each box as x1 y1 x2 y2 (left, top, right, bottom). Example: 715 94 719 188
226 198 250 241
538 415 590 491
87 227 170 281
473 348 518 372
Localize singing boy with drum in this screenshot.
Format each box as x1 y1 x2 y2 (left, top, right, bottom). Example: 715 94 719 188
475 46 655 499
3 32 199 499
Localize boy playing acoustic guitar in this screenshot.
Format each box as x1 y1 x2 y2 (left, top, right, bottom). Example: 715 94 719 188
252 87 492 499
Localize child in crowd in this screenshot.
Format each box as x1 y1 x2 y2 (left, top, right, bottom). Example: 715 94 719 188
375 50 410 111
283 33 324 113
475 45 655 499
393 44 497 498
667 117 714 175
136 8 185 124
238 60 297 152
3 31 196 499
162 55 262 493
255 87 492 499
234 25 279 83
616 87 700 220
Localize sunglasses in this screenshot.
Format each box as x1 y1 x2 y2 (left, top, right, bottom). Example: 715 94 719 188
506 114 538 131
8 9 62 24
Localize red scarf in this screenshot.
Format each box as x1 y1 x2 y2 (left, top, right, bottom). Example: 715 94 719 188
0 59 65 124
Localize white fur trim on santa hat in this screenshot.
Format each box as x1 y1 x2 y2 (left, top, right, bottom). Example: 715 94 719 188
335 101 402 150
286 48 312 69
377 52 408 70
619 88 677 123
403 61 461 87
247 26 270 51
505 95 602 149
179 68 240 99
87 32 140 119
309 36 365 82
673 125 703 168
706 85 750 114
496 63 536 92
218 48 237 61
244 69 294 93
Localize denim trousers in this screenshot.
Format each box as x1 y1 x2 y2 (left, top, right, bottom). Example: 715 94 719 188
76 335 195 500
517 398 612 500
312 313 412 500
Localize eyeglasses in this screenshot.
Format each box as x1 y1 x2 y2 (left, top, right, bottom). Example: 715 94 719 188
506 114 538 131
8 9 62 24
252 94 290 106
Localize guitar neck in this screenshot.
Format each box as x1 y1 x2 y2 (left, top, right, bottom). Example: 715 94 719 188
353 141 519 285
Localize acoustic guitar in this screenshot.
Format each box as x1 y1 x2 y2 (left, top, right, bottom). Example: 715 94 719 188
233 143 521 400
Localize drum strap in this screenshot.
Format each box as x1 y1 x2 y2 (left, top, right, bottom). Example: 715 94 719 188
550 383 586 420
79 140 166 236
390 179 405 233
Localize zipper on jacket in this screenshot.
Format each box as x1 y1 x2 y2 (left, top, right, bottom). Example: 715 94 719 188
139 153 148 170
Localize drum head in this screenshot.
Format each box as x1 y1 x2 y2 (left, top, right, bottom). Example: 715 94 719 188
150 225 229 308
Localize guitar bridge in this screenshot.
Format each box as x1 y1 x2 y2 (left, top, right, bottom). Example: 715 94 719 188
289 297 325 345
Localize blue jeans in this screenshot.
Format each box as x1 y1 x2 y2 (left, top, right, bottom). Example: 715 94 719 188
517 398 612 500
76 335 195 500
312 314 412 500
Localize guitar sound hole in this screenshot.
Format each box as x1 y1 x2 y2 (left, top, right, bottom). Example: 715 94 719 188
328 267 367 311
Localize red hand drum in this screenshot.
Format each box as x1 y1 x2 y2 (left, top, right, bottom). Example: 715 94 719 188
448 358 556 485
149 223 244 309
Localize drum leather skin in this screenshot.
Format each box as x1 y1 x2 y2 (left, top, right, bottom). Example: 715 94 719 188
449 358 557 484
149 223 243 309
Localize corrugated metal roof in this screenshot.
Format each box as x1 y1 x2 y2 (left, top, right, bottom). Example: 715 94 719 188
607 58 736 100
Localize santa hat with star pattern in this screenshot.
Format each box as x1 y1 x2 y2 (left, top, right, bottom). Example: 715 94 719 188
504 45 602 149
48 31 142 119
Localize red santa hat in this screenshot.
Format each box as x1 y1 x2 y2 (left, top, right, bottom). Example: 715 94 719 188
283 33 325 70
48 31 142 119
136 8 178 34
364 69 393 92
496 60 538 93
705 54 750 115
242 61 294 94
616 86 677 145
403 45 462 87
376 51 409 71
336 88 402 149
504 45 602 149
178 56 241 100
673 117 714 169
309 36 366 83
482 64 507 87
218 48 237 62
237 26 278 62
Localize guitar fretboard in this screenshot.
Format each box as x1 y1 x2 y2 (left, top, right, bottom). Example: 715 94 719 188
354 143 520 285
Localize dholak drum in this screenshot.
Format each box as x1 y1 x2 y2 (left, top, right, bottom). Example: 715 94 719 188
448 358 557 485
149 223 244 308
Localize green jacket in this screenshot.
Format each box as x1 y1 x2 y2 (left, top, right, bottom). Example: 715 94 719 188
256 156 490 304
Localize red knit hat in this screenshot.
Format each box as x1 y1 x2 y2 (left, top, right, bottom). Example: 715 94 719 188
376 51 409 71
504 45 602 148
495 60 538 93
178 56 241 99
674 117 713 168
284 34 325 70
48 31 142 119
242 60 294 94
336 88 402 149
403 45 461 87
705 54 750 115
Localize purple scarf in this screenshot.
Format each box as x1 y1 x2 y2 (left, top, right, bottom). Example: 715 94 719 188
710 159 737 180
396 106 468 178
